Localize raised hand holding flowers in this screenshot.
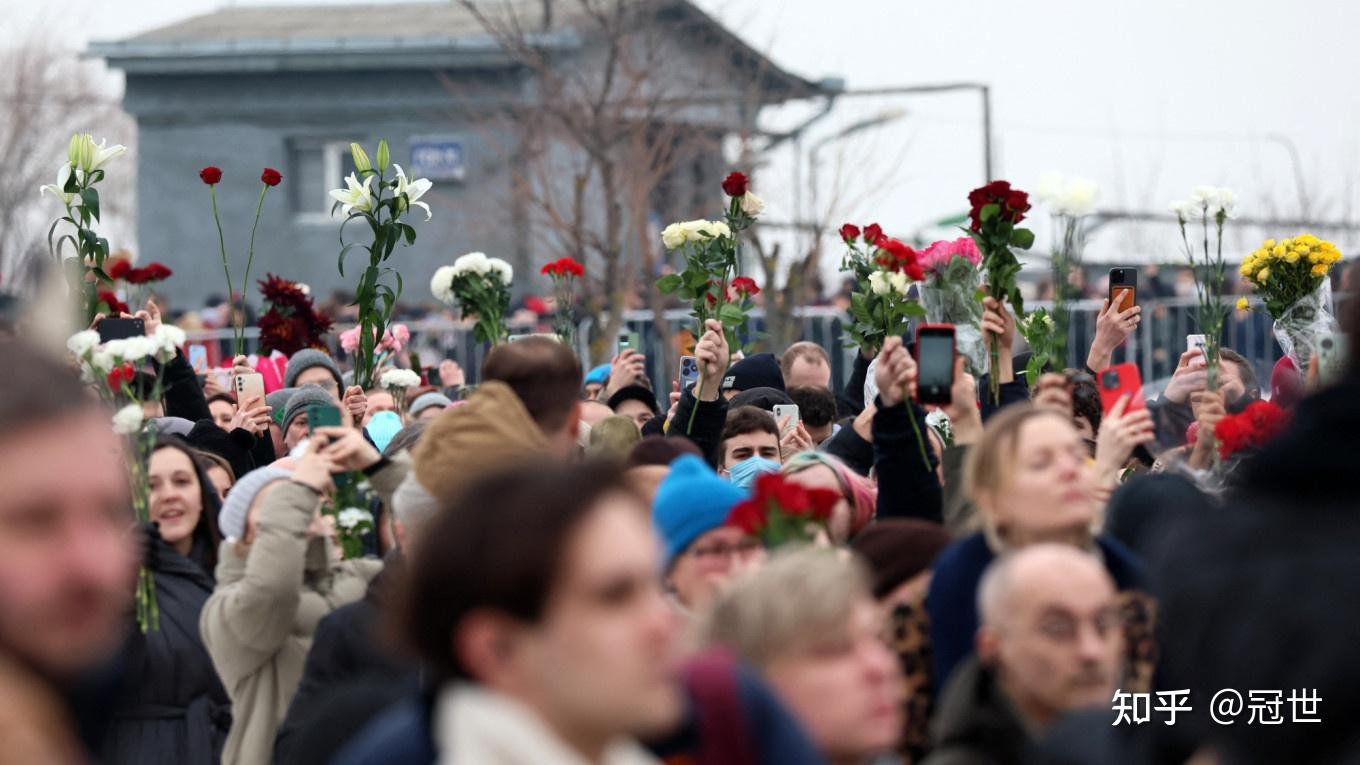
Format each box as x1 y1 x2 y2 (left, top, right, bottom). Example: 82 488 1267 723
966 181 1034 403
333 139 434 388
200 165 285 356
41 133 128 324
432 252 514 345
540 257 586 347
840 224 927 354
1238 234 1342 369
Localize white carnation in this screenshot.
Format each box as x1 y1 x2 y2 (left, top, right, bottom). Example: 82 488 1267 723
154 324 186 357
67 330 101 358
431 265 457 304
487 257 514 286
90 350 114 374
104 336 156 363
111 404 144 435
740 192 764 217
1035 173 1096 218
380 368 421 390
453 251 491 276
336 507 374 531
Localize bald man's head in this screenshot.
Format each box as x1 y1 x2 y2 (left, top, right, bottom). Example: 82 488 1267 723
975 544 1123 729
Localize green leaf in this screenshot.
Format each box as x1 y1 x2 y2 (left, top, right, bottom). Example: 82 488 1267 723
717 303 744 326
81 188 100 223
903 301 927 318
979 203 1000 223
656 274 682 293
1010 228 1035 249
337 242 368 278
402 223 417 246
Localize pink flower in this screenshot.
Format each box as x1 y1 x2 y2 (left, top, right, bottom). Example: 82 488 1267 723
920 237 982 274
339 326 362 353
381 323 410 352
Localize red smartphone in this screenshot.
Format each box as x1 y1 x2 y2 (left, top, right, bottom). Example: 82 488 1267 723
1096 362 1146 414
1108 267 1137 313
914 323 956 405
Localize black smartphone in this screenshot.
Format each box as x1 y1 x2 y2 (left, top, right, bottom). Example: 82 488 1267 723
425 365 442 388
306 403 342 434
98 317 145 343
1108 268 1138 313
915 324 956 405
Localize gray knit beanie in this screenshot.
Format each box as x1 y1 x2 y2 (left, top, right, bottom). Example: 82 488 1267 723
266 387 299 425
281 384 337 434
217 465 293 540
284 349 343 389
409 391 453 418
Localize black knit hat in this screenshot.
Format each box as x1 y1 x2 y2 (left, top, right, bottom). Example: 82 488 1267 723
728 386 794 412
607 384 659 415
721 353 785 394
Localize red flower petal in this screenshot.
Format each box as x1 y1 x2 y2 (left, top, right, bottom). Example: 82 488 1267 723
199 166 222 185
721 171 749 197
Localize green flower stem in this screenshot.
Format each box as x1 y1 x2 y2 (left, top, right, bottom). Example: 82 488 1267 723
903 386 933 472
208 186 240 356
240 183 270 349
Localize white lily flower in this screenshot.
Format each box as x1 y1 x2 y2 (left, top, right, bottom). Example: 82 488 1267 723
392 164 433 221
112 404 144 436
66 330 101 358
487 257 514 286
329 173 374 216
39 163 83 206
431 265 457 304
89 138 126 171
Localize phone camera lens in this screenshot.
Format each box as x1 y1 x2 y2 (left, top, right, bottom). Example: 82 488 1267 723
1101 371 1119 389
1321 338 1333 350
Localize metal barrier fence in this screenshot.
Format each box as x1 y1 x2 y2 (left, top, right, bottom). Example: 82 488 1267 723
186 294 1352 395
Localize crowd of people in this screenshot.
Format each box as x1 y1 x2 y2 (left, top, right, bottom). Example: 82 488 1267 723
0 280 1357 765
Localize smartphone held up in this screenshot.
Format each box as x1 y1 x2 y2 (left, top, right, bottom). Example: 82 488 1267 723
915 324 956 405
1109 267 1138 313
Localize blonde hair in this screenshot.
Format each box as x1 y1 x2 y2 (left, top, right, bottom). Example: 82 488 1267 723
701 547 871 668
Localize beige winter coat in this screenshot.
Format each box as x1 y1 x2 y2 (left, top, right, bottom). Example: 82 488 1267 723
199 458 404 765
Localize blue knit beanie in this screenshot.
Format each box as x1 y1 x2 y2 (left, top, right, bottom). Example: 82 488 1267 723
652 455 748 570
585 363 611 385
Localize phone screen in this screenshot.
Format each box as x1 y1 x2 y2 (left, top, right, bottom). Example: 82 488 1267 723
188 345 208 373
306 403 342 434
916 329 955 404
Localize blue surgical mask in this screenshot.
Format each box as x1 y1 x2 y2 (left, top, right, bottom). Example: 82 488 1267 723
726 456 780 489
365 410 403 454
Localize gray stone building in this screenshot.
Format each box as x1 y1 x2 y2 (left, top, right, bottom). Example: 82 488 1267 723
91 1 823 309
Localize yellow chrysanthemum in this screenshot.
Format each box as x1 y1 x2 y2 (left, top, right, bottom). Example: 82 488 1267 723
1239 260 1255 276
1312 264 1329 277
1263 239 1276 249
1258 267 1271 281
1272 245 1287 258
1236 297 1250 311
1309 251 1324 265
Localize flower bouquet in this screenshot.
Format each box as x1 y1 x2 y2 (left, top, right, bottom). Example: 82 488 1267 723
432 252 514 345
918 237 985 374
725 472 839 549
1237 234 1342 371
379 367 421 421
42 133 127 324
540 257 586 348
1187 399 1289 462
257 274 334 356
839 224 927 354
966 181 1035 403
331 140 434 389
334 507 375 560
1170 186 1236 391
340 322 409 372
1017 308 1057 386
67 321 187 631
200 166 284 356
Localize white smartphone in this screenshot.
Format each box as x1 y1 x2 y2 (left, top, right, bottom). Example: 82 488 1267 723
1186 334 1207 357
773 404 800 437
234 372 266 406
1316 333 1348 386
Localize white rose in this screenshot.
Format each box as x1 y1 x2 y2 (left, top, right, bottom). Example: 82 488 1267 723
868 270 890 296
740 192 764 217
680 220 709 242
111 404 143 435
888 270 909 295
661 223 688 250
380 368 421 390
431 265 457 303
66 330 101 358
709 220 732 239
336 507 374 531
487 257 514 286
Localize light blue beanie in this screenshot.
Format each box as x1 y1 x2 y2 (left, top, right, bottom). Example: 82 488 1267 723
652 455 747 570
218 465 292 540
585 363 611 385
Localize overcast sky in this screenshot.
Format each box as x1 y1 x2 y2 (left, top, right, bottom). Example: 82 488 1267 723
12 0 1360 267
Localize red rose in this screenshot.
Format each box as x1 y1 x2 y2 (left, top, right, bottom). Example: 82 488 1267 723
722 171 749 197
143 262 173 282
199 166 222 185
107 260 132 281
863 223 884 245
261 167 283 186
725 498 767 535
906 260 926 282
839 223 860 243
98 289 128 315
805 487 842 522
731 276 759 296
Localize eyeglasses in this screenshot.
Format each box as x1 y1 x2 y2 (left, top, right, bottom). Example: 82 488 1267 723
689 539 762 560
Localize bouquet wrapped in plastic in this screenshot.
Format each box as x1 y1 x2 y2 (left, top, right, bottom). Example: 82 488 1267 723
918 237 986 375
1238 234 1343 370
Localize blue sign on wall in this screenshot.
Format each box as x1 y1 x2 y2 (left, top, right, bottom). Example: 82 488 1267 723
409 136 466 181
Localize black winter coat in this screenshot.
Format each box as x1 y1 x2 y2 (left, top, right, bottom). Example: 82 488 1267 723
103 537 230 765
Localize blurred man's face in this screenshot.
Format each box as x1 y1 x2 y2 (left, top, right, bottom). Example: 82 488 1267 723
721 431 780 470
584 382 604 400
415 405 447 423
363 390 395 426
786 357 831 389
285 413 310 450
765 599 904 760
209 398 236 430
986 561 1123 723
0 412 136 677
517 494 684 740
666 526 761 609
580 401 613 428
295 367 340 398
613 399 654 430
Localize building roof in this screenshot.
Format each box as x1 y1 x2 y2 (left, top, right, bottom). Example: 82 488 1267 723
90 1 825 99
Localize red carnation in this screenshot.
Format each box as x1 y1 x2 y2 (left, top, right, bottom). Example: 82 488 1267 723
107 259 132 281
722 171 749 197
863 223 884 245
142 262 173 282
125 268 150 285
731 276 760 296
261 167 282 186
98 289 128 315
199 166 222 185
839 223 860 243
566 258 585 277
106 363 136 393
540 261 558 277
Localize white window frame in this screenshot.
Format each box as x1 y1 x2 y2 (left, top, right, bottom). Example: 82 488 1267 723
294 141 358 225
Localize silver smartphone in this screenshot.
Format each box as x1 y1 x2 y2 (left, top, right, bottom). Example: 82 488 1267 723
1186 334 1207 357
1317 333 1349 386
772 404 800 437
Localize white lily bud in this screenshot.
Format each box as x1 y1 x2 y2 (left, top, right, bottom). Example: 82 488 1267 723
375 139 390 172
68 133 84 167
350 142 372 173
